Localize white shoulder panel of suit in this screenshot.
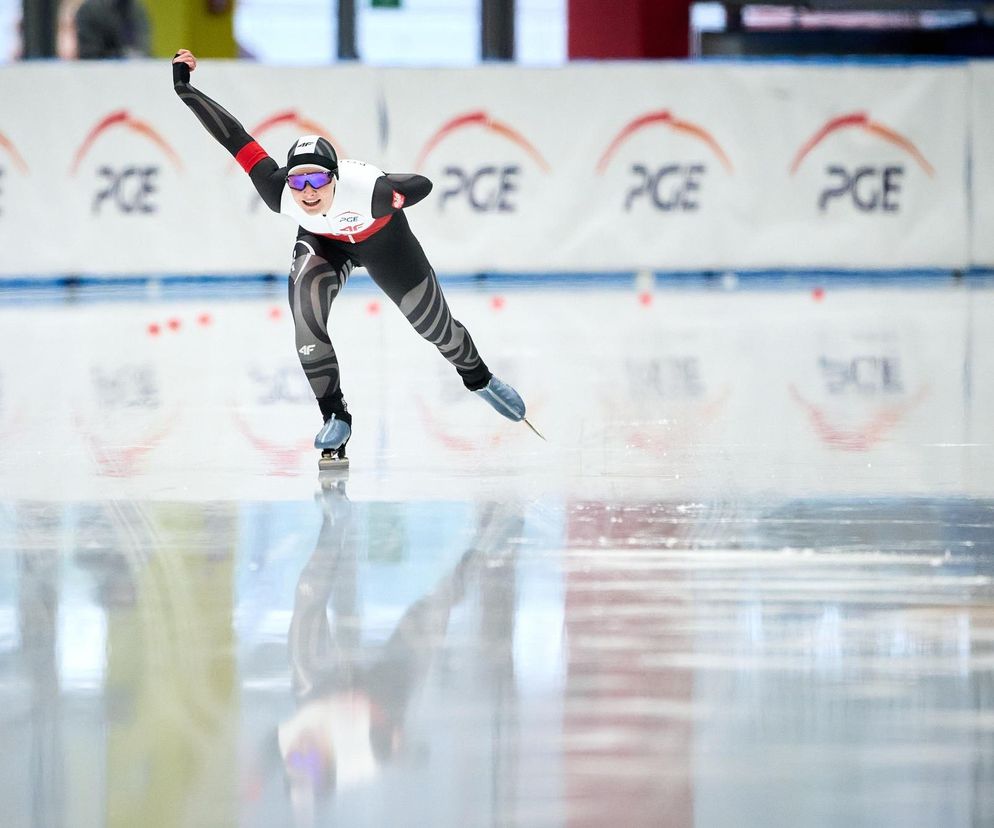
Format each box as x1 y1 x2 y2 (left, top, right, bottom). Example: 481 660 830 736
280 159 386 238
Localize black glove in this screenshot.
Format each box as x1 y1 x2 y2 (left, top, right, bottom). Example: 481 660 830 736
172 54 191 85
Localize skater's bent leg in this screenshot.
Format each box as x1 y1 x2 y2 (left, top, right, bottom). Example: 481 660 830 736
361 214 491 390
287 236 354 426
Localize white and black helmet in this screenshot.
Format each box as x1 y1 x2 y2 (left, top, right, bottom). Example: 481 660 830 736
286 134 339 176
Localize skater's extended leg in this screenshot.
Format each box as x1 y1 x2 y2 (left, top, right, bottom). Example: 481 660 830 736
360 213 493 391
361 216 526 422
288 235 354 449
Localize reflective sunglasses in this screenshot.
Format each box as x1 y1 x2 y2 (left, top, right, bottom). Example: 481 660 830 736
287 170 335 191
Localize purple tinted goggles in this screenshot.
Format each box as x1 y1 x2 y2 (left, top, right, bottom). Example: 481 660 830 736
287 170 335 191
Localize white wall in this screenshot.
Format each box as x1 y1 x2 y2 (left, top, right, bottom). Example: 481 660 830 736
970 61 994 268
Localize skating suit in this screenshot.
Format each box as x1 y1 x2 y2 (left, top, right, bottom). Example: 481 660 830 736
173 64 492 423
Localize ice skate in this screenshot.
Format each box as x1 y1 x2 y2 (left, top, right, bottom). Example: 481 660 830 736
475 376 546 440
475 376 525 421
315 414 351 471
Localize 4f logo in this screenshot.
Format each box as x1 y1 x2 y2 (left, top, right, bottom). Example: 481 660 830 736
299 344 317 356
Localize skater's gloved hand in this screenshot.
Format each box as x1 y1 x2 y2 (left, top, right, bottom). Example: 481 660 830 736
172 49 197 85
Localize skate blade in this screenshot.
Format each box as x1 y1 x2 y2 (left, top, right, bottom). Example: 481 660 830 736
318 457 350 472
522 417 546 441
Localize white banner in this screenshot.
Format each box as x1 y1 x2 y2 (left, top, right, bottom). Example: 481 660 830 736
970 60 994 267
0 60 979 277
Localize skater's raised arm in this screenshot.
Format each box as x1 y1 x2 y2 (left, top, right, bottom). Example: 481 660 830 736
171 49 285 212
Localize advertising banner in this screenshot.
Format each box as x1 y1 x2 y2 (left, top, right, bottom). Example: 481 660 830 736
970 60 994 267
0 60 979 277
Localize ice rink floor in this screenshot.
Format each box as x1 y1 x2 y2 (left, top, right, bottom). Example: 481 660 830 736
1 275 992 827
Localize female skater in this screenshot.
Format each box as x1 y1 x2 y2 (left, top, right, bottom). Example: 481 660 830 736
171 49 528 469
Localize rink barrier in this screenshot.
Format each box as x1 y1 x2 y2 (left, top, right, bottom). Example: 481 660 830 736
1 268 992 304
0 59 991 277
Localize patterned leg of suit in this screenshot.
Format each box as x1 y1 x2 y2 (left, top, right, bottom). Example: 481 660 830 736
287 236 354 424
359 212 492 391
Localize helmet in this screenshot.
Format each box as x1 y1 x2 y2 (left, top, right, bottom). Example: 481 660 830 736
286 135 339 175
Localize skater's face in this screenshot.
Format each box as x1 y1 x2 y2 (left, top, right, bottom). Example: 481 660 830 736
288 165 336 215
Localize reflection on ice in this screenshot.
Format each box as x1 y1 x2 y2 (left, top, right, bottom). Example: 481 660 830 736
0 281 992 500
0 280 992 827
2 490 991 827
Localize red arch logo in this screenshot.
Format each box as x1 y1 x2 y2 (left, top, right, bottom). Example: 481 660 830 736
596 110 734 175
790 112 934 176
231 110 346 171
0 131 28 173
415 111 550 173
71 110 183 174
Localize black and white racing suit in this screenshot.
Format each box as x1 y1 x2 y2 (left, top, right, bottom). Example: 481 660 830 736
172 62 493 427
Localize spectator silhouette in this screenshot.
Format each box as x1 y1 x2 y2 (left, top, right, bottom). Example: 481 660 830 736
75 0 149 59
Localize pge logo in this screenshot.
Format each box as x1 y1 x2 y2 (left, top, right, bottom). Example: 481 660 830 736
0 130 29 218
789 340 927 451
596 110 734 212
625 356 705 401
91 364 160 410
248 362 314 405
415 111 550 213
72 110 183 215
819 354 904 396
790 112 934 214
233 111 344 212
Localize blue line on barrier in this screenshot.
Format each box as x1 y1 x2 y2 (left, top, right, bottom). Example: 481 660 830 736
0 269 992 289
1 268 992 307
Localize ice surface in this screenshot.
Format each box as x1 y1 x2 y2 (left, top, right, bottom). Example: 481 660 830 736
0 277 991 827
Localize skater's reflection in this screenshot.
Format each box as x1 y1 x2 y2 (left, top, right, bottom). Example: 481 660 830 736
16 504 65 828
272 480 521 823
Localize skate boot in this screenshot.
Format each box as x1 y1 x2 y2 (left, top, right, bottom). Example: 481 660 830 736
315 414 351 471
474 376 525 421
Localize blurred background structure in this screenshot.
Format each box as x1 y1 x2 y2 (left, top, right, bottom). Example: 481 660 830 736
7 0 993 63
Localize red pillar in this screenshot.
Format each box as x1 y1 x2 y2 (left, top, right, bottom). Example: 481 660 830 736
568 0 692 59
